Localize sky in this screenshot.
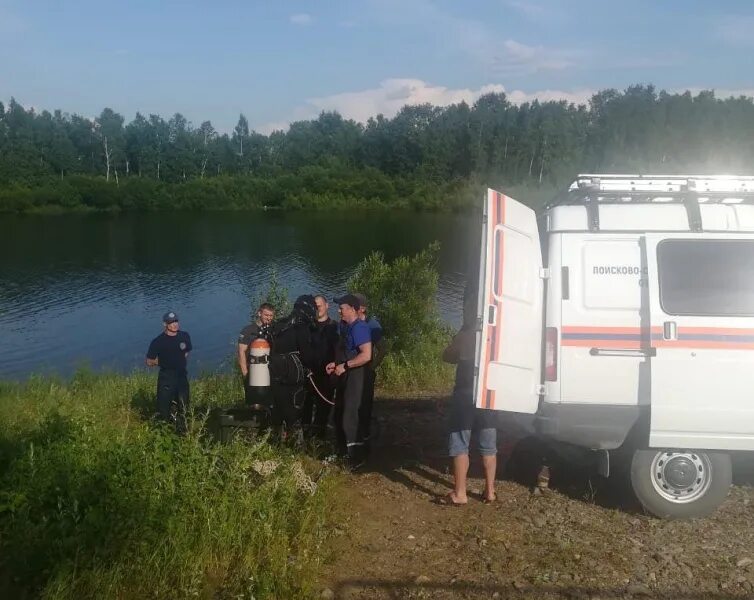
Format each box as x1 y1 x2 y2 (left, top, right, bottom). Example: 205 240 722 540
1 0 753 134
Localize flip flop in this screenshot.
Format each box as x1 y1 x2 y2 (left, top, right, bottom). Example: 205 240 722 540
435 493 467 507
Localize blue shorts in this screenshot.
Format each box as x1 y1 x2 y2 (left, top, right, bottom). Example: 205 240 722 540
448 427 497 457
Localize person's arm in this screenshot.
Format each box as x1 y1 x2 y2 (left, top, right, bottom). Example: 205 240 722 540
146 339 159 367
296 326 316 369
442 329 475 364
184 333 192 358
372 337 388 368
238 343 249 377
335 341 372 376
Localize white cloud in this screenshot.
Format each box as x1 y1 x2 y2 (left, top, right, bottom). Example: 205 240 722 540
256 79 593 133
505 87 594 105
255 83 754 134
289 13 312 26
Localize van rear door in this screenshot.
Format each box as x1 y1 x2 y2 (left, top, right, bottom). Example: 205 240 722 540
645 234 754 450
474 188 543 413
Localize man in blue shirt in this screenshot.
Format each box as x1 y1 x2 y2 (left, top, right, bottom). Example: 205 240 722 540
146 311 193 433
354 293 386 455
326 294 372 468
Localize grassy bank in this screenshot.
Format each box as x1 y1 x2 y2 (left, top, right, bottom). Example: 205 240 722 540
0 371 338 599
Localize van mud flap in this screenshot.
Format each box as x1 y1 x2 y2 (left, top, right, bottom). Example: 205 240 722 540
535 403 641 450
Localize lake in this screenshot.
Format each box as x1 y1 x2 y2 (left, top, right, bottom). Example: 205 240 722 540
0 211 478 379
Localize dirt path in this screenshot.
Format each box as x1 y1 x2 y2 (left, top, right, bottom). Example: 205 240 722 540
322 397 754 600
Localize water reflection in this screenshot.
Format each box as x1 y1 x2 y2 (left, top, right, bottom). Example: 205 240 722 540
0 211 477 378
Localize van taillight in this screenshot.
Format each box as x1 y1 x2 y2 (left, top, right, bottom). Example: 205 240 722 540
545 327 558 381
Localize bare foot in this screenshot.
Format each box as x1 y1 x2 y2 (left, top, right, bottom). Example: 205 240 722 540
436 491 467 506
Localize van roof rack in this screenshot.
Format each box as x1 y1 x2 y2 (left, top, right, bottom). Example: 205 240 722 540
569 174 754 195
547 174 754 232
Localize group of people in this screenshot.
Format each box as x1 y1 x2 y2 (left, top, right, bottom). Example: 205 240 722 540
145 282 506 500
145 293 385 468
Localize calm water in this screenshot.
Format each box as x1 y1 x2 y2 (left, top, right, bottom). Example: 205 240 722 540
0 211 478 379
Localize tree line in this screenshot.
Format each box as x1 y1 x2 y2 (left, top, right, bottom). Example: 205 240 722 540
2 84 754 211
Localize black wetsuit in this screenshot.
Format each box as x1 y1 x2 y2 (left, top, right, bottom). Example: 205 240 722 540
268 318 315 435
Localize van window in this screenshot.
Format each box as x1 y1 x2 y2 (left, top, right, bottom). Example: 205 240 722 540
658 239 754 316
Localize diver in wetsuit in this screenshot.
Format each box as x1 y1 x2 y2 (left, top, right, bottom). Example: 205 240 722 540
267 295 318 440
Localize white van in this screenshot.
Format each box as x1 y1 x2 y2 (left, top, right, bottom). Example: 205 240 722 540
475 174 754 518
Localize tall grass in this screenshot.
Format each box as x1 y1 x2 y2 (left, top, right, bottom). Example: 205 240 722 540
0 371 338 599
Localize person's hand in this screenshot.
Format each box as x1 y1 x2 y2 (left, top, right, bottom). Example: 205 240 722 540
334 363 347 376
325 362 336 375
457 329 477 361
241 369 248 379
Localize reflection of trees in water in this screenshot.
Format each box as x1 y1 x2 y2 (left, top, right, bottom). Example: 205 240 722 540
0 212 474 377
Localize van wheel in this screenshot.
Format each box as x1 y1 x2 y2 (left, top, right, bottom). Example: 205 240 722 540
630 449 731 519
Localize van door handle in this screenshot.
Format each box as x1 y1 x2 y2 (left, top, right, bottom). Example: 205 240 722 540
663 321 677 341
487 304 497 325
590 347 656 358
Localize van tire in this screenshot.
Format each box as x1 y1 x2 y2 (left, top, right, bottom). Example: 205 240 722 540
630 449 731 519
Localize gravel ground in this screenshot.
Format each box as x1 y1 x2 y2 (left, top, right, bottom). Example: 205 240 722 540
321 397 754 600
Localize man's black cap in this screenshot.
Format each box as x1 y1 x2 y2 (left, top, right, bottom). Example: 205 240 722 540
162 311 179 323
333 294 361 310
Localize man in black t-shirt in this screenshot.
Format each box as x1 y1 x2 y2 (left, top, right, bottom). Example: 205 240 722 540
146 311 193 433
237 303 275 404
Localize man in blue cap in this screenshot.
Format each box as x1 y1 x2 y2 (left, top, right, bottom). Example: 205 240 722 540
326 294 372 468
146 311 193 433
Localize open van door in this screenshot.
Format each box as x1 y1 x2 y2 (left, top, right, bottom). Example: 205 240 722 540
645 234 754 450
474 189 544 413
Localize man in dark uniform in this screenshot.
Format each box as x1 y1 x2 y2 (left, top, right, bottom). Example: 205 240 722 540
354 292 385 455
267 295 318 441
146 311 193 433
237 303 275 404
326 294 372 469
301 295 339 440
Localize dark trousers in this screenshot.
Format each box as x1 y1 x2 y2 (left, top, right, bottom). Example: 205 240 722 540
359 366 376 449
243 377 273 410
335 367 365 461
156 369 189 433
270 383 303 436
301 372 334 440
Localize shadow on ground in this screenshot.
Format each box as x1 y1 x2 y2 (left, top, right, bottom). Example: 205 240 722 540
363 396 659 514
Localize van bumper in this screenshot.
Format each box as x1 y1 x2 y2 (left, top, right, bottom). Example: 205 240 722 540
535 403 641 450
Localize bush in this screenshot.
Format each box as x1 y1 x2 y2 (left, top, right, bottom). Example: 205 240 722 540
347 243 454 394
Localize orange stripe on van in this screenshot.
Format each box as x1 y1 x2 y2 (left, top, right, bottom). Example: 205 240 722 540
481 190 497 410
490 192 506 410
561 325 754 350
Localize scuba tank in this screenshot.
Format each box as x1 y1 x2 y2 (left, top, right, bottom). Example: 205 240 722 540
248 338 271 387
